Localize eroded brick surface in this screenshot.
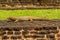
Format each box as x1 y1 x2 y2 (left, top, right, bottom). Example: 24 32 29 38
0 20 60 40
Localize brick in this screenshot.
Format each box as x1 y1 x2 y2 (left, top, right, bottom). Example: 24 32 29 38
37 38 47 40
13 28 20 31
34 26 57 31
17 36 21 39
11 36 17 39
15 31 21 35
30 31 38 34
57 38 60 40
0 28 6 31
49 27 57 30
31 30 50 34
22 30 29 35
24 35 32 38
24 34 45 38
42 27 49 30
23 27 33 31
7 31 13 35
34 27 42 31
49 38 56 40
46 34 55 38
5 28 13 31
0 31 6 35
39 31 46 34
39 30 50 34
43 27 57 30
57 34 60 37
2 36 9 39
50 30 59 34
11 36 21 39
36 35 45 38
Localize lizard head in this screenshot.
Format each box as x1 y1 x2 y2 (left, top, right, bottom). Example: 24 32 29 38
8 16 17 21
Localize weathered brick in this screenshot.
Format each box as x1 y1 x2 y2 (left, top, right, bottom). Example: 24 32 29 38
46 34 55 38
15 31 21 35
50 30 59 34
34 26 57 31
17 36 21 39
43 27 57 30
48 38 56 40
30 31 38 34
37 38 47 40
22 30 29 35
57 34 60 37
23 27 33 31
0 31 6 35
13 28 21 31
50 27 56 30
36 34 45 38
11 36 17 39
4 28 13 31
39 30 50 34
11 36 21 39
2 36 9 39
34 27 42 31
24 34 45 38
7 31 13 35
57 38 60 40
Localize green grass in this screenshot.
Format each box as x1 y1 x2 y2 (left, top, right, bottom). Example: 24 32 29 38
0 9 60 20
